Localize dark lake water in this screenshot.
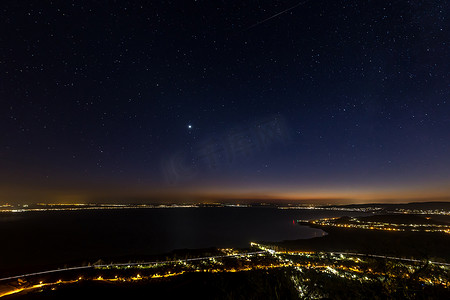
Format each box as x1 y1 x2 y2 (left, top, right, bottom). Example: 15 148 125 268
0 207 365 276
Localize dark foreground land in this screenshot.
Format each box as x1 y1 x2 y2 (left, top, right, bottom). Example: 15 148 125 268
274 227 450 262
6 267 450 300
2 213 450 299
5 270 298 300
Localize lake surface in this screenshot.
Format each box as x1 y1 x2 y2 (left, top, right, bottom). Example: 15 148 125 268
0 207 365 276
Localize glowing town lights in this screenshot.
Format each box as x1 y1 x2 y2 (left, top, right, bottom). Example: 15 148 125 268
301 217 450 234
0 246 449 299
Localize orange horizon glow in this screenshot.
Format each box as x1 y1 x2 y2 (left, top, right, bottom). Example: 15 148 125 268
1 181 450 205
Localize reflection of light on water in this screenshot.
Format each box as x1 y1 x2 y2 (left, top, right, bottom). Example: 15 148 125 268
294 222 328 239
313 229 327 237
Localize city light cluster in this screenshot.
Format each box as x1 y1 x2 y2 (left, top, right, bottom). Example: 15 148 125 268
300 217 450 235
397 209 450 216
2 244 449 298
0 203 201 213
279 206 382 212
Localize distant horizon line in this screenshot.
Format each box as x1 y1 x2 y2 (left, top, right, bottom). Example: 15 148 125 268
2 200 450 207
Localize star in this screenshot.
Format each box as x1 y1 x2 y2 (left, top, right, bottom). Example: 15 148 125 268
188 124 192 129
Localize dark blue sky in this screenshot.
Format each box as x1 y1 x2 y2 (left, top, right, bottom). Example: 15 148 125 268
1 1 449 203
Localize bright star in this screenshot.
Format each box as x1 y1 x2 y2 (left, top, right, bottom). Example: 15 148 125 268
188 124 192 129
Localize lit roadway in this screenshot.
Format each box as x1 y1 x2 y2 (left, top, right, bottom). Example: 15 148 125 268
331 252 450 266
251 243 450 266
2 249 450 283
0 251 265 282
1 248 449 298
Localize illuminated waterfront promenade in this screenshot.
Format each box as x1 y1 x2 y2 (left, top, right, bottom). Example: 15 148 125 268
298 216 450 234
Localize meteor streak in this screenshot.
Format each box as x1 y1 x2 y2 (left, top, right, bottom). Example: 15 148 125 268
245 0 312 31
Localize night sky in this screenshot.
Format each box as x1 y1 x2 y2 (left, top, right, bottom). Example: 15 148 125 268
1 1 449 204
